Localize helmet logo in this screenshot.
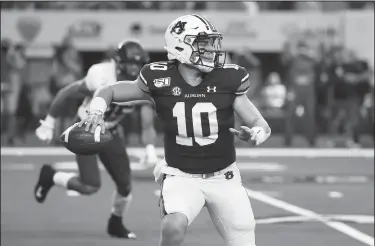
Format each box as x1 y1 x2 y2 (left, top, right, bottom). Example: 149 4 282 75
170 21 187 35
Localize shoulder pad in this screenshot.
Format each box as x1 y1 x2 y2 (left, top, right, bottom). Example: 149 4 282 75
222 64 250 95
139 61 173 89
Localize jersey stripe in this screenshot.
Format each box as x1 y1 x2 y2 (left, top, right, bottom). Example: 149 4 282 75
139 72 147 85
241 74 249 82
137 79 150 93
235 89 249 95
236 77 250 95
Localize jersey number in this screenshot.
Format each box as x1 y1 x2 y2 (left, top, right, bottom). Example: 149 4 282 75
173 102 218 146
150 63 168 71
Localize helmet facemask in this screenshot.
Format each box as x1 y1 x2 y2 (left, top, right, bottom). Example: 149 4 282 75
116 59 144 80
184 33 226 73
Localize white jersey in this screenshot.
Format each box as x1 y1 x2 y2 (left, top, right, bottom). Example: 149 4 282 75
85 59 117 91
77 60 134 129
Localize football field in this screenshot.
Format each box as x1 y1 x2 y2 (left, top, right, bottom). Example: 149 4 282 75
1 147 374 246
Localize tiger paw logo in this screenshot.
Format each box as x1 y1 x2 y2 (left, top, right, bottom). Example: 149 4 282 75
224 171 234 180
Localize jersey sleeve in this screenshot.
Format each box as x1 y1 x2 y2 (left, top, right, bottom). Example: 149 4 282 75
137 63 169 93
137 64 152 93
234 66 251 95
84 64 108 92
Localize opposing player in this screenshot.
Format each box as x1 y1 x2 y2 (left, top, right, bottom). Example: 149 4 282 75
81 15 271 246
34 40 158 239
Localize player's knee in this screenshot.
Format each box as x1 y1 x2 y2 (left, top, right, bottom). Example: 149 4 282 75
229 230 256 246
227 219 256 246
116 183 131 197
79 184 101 195
236 217 256 231
161 213 188 240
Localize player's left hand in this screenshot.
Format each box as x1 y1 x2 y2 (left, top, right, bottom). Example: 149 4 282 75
145 153 159 167
229 126 269 146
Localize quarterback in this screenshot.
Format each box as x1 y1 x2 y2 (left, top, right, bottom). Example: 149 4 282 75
34 40 158 239
82 15 270 246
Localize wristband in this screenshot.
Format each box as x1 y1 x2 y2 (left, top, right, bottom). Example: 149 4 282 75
251 126 270 145
89 97 107 114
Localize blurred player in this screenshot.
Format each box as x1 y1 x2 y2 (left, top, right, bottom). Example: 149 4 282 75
34 40 158 239
81 15 271 246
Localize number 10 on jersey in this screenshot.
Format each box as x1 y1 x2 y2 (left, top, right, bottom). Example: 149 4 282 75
173 102 218 146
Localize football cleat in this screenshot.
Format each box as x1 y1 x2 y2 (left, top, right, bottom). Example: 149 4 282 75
107 214 137 239
34 164 55 203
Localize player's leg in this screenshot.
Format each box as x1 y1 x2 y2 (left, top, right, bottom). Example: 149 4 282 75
159 174 205 246
67 155 101 194
98 132 135 239
205 166 256 246
284 89 296 146
303 94 317 147
34 154 101 203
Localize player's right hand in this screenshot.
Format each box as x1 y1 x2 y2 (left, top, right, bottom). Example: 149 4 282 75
35 118 55 143
78 110 106 134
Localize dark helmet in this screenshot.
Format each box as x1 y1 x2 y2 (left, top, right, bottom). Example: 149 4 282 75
114 40 149 79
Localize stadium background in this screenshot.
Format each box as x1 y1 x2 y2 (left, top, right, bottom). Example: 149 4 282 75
1 2 374 246
1 1 374 148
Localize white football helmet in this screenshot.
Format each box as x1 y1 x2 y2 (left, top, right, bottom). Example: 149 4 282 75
164 14 226 73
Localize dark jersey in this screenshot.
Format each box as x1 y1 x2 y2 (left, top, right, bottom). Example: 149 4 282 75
138 61 250 174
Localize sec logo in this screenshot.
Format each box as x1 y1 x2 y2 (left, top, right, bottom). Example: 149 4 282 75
171 86 182 96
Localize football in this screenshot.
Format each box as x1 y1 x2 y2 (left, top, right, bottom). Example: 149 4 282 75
60 123 113 155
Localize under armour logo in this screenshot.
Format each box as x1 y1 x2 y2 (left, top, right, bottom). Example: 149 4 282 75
224 171 234 180
207 86 216 92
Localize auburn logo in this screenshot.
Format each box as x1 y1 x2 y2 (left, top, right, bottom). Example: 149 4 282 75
170 21 187 35
224 171 234 180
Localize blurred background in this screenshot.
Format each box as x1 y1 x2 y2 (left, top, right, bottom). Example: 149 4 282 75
1 3 374 246
1 1 374 148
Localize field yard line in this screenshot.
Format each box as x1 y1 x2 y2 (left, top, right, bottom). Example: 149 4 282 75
1 147 373 158
0 163 34 171
52 161 284 172
245 188 374 246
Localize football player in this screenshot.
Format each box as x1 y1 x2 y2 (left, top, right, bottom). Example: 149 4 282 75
34 40 158 239
81 15 271 246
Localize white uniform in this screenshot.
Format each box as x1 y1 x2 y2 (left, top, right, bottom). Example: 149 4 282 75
158 161 256 246
77 60 134 129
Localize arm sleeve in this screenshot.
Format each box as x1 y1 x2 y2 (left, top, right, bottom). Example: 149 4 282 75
137 64 152 93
